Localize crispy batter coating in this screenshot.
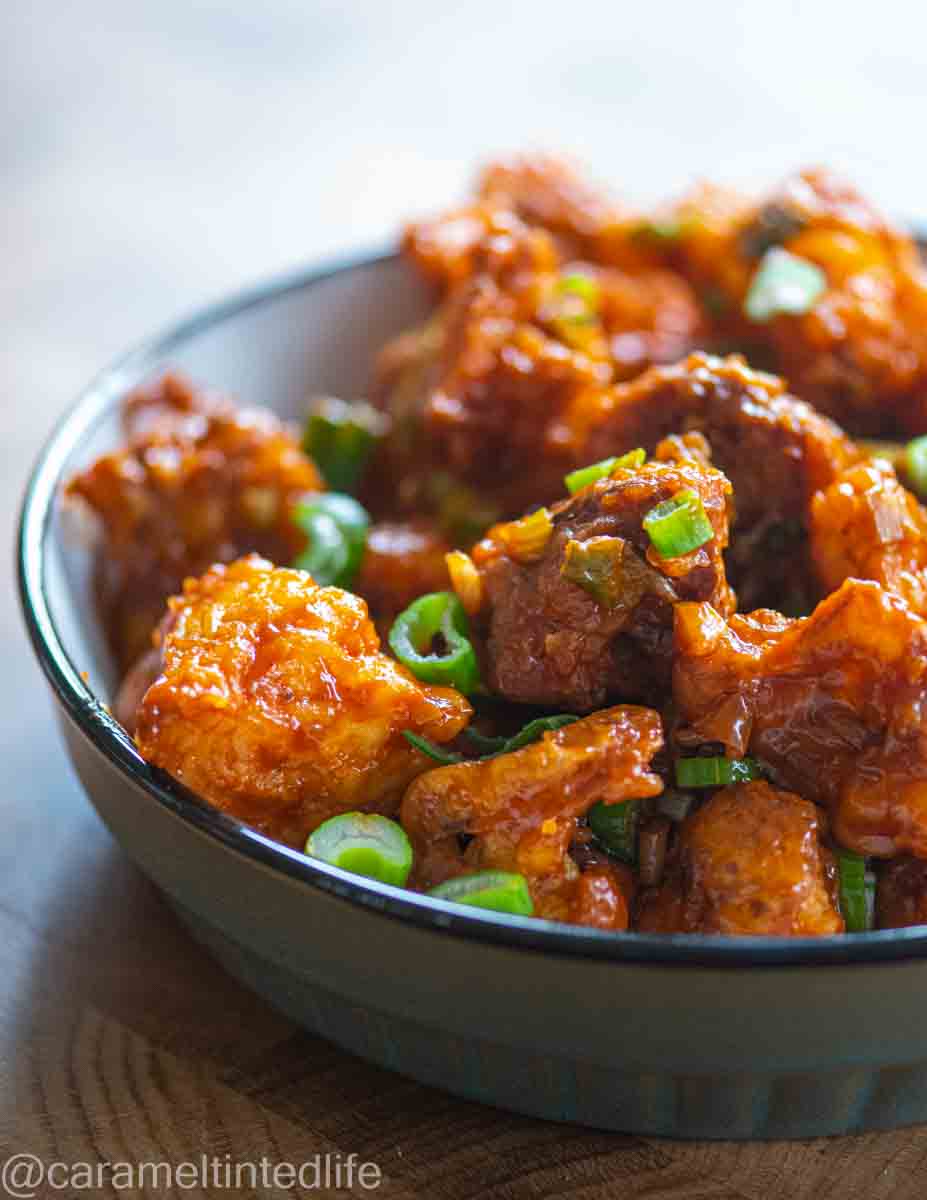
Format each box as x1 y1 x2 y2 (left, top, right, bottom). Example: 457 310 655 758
354 520 451 630
810 458 927 615
674 578 927 859
670 168 927 437
476 154 627 262
470 456 734 711
383 159 927 532
400 706 663 928
66 374 321 670
636 782 843 935
575 353 860 612
876 857 927 929
135 556 472 848
375 176 702 520
405 155 638 286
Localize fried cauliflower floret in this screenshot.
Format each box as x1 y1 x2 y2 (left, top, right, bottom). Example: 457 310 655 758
670 168 927 437
404 155 629 287
135 556 472 848
401 706 663 929
574 352 860 613
469 456 733 711
876 857 927 929
476 154 627 262
673 578 927 859
636 782 843 936
66 373 322 670
375 182 701 520
810 458 927 615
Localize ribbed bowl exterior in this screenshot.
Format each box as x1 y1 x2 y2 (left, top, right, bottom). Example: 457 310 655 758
175 902 927 1139
61 713 927 1140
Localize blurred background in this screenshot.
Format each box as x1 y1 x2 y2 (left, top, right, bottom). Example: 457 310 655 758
4 0 927 1153
3 0 927 1061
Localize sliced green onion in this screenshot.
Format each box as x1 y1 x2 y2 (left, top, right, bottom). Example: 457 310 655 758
588 799 640 865
905 436 927 499
561 536 626 607
303 396 387 493
293 510 351 586
402 732 464 765
675 757 762 788
837 850 874 933
467 713 579 757
547 272 601 344
293 493 370 588
428 871 534 915
564 448 646 494
643 489 714 558
744 247 827 323
306 813 413 887
389 591 481 693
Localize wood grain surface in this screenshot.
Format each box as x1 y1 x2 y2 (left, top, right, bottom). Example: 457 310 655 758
5 2 927 1195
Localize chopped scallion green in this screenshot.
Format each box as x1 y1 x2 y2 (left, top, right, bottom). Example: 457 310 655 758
428 871 534 915
389 591 481 693
744 248 827 323
292 492 370 588
588 799 640 865
905 435 927 499
643 489 714 558
675 757 762 788
306 813 413 887
564 448 646 494
837 850 874 933
302 396 387 493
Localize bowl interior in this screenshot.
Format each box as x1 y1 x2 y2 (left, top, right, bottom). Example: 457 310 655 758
48 252 430 698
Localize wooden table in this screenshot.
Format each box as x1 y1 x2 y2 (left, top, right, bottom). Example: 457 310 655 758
5 3 927 1194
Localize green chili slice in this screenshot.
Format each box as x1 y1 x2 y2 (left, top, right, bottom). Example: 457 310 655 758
564 448 646 494
306 813 413 887
744 247 827 323
837 850 874 933
643 489 714 558
302 396 387 493
293 510 351 587
293 493 370 588
675 757 762 788
429 871 534 915
389 591 480 693
588 799 640 865
905 436 927 499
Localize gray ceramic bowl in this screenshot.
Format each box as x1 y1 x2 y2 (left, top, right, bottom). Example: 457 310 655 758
19 250 927 1140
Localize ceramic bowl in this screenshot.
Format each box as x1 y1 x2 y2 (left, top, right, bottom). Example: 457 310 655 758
19 250 927 1139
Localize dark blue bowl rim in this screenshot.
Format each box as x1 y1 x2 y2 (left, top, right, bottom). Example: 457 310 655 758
18 245 927 968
